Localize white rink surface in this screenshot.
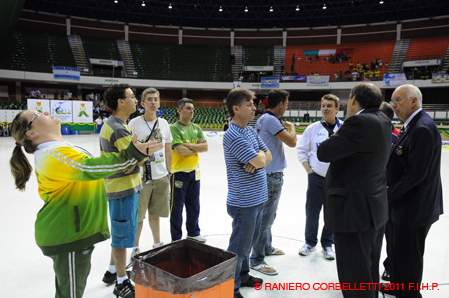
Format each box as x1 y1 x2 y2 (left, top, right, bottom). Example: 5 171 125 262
1 133 449 298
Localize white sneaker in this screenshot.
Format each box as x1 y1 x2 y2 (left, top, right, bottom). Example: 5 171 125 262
153 242 164 248
187 235 207 243
322 247 335 260
298 244 316 256
130 247 140 263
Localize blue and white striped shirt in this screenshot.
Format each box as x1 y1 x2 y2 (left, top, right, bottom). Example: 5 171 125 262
223 123 268 207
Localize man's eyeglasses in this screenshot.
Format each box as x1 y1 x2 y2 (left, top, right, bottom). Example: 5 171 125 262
28 112 42 130
389 98 408 105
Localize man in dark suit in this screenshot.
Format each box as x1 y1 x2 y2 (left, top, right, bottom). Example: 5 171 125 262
385 84 443 298
379 101 400 282
317 83 391 298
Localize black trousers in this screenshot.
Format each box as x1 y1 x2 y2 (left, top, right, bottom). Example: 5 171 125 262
390 223 431 298
382 219 393 272
334 225 385 298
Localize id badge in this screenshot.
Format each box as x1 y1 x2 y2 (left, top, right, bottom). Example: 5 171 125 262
195 167 201 181
154 149 164 164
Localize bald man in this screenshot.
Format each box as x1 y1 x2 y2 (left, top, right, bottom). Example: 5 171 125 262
383 84 443 298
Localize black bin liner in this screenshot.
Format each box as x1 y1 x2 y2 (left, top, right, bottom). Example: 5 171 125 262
132 239 237 294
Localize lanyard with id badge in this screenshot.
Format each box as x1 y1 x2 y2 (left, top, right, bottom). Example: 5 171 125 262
143 116 159 184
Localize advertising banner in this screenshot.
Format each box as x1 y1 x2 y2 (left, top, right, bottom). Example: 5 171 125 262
403 60 441 67
243 66 274 71
261 76 280 88
306 75 330 86
27 98 50 114
0 109 21 122
50 100 73 122
383 73 407 86
72 101 93 123
431 72 449 84
281 75 306 81
52 66 81 80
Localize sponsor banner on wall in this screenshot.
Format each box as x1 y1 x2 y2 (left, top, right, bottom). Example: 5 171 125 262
306 75 330 86
27 98 51 114
0 109 22 122
90 58 123 67
261 77 280 88
233 81 242 89
50 100 73 122
403 60 441 67
243 66 274 71
72 101 93 123
52 66 81 80
431 72 449 84
281 75 306 81
383 73 407 86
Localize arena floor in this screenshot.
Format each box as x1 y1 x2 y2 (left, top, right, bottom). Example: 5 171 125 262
1 133 448 298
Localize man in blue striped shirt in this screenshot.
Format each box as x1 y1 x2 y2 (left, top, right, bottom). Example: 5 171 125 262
223 88 272 298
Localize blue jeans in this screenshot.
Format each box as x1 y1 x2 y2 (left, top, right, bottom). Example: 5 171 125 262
305 172 333 247
250 172 284 266
227 203 263 294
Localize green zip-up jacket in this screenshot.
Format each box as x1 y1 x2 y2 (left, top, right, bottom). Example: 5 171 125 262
33 140 146 256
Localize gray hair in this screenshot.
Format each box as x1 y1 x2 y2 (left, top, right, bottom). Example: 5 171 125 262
141 87 160 101
402 84 422 108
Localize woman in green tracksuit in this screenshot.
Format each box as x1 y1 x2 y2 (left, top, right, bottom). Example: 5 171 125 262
9 110 162 298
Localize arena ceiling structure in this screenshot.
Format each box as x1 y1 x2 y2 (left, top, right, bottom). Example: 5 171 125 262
24 0 449 29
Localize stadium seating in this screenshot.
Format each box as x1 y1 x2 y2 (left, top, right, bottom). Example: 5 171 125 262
130 42 232 81
0 29 76 72
242 46 274 66
285 40 395 79
158 106 226 128
406 36 449 60
81 35 121 61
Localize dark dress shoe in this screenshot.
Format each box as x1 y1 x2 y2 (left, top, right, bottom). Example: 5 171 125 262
240 275 263 288
382 270 391 281
380 283 395 296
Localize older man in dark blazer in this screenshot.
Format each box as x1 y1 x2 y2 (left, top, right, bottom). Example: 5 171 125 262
317 83 391 298
385 84 443 298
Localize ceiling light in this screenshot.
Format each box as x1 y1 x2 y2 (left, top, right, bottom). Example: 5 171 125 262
379 0 384 3
219 6 223 12
296 6 300 11
269 6 273 12
244 7 248 12
323 3 327 9
114 0 118 3
168 3 172 9
141 1 145 7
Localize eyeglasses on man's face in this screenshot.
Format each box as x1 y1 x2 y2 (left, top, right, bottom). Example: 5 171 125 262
389 97 409 105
